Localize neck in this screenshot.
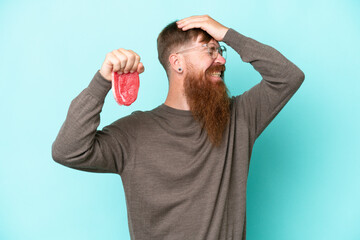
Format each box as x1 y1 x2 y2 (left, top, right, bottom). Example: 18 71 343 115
164 77 190 111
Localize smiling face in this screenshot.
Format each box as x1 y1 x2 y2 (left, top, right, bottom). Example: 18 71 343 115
181 37 227 84
182 37 230 146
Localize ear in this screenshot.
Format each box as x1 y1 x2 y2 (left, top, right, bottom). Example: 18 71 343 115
169 53 184 73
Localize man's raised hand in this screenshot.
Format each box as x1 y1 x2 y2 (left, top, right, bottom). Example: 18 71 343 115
176 15 229 42
100 49 145 81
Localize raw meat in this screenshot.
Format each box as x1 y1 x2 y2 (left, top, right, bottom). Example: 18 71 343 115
112 71 140 106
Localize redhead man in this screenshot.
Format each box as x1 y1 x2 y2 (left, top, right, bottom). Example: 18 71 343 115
52 15 304 240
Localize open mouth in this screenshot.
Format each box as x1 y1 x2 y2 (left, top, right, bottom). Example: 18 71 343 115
207 71 225 81
210 71 222 77
206 65 226 81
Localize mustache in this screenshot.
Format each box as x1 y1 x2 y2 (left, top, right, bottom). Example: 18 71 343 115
206 64 226 73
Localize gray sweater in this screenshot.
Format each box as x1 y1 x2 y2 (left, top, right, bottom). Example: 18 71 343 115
52 28 305 240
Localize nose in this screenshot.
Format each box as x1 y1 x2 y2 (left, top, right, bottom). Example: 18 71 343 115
215 53 226 65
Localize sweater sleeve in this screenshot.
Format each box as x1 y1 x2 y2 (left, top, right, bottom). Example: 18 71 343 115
51 70 131 175
223 28 305 140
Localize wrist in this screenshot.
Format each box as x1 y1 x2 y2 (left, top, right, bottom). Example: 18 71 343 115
99 69 111 82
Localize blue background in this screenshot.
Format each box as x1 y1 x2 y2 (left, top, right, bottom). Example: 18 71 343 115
1 0 359 239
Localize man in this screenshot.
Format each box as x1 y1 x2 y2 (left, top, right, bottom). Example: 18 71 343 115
52 15 304 240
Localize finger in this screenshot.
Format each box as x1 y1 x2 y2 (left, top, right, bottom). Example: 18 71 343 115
137 62 145 74
129 50 140 73
177 15 208 27
114 48 133 73
112 49 127 73
180 21 207 31
118 49 136 74
177 17 209 30
131 57 140 73
107 52 124 73
177 15 206 24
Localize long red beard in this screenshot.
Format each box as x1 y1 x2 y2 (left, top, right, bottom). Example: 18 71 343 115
184 63 231 146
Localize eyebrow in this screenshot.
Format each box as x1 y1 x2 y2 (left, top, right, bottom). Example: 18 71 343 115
208 41 220 48
209 42 220 48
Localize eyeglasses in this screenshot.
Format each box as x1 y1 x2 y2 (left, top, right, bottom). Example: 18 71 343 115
176 43 227 60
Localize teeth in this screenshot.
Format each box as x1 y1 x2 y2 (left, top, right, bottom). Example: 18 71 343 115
210 72 221 76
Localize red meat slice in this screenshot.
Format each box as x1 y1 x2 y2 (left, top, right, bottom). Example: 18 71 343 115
112 72 140 106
